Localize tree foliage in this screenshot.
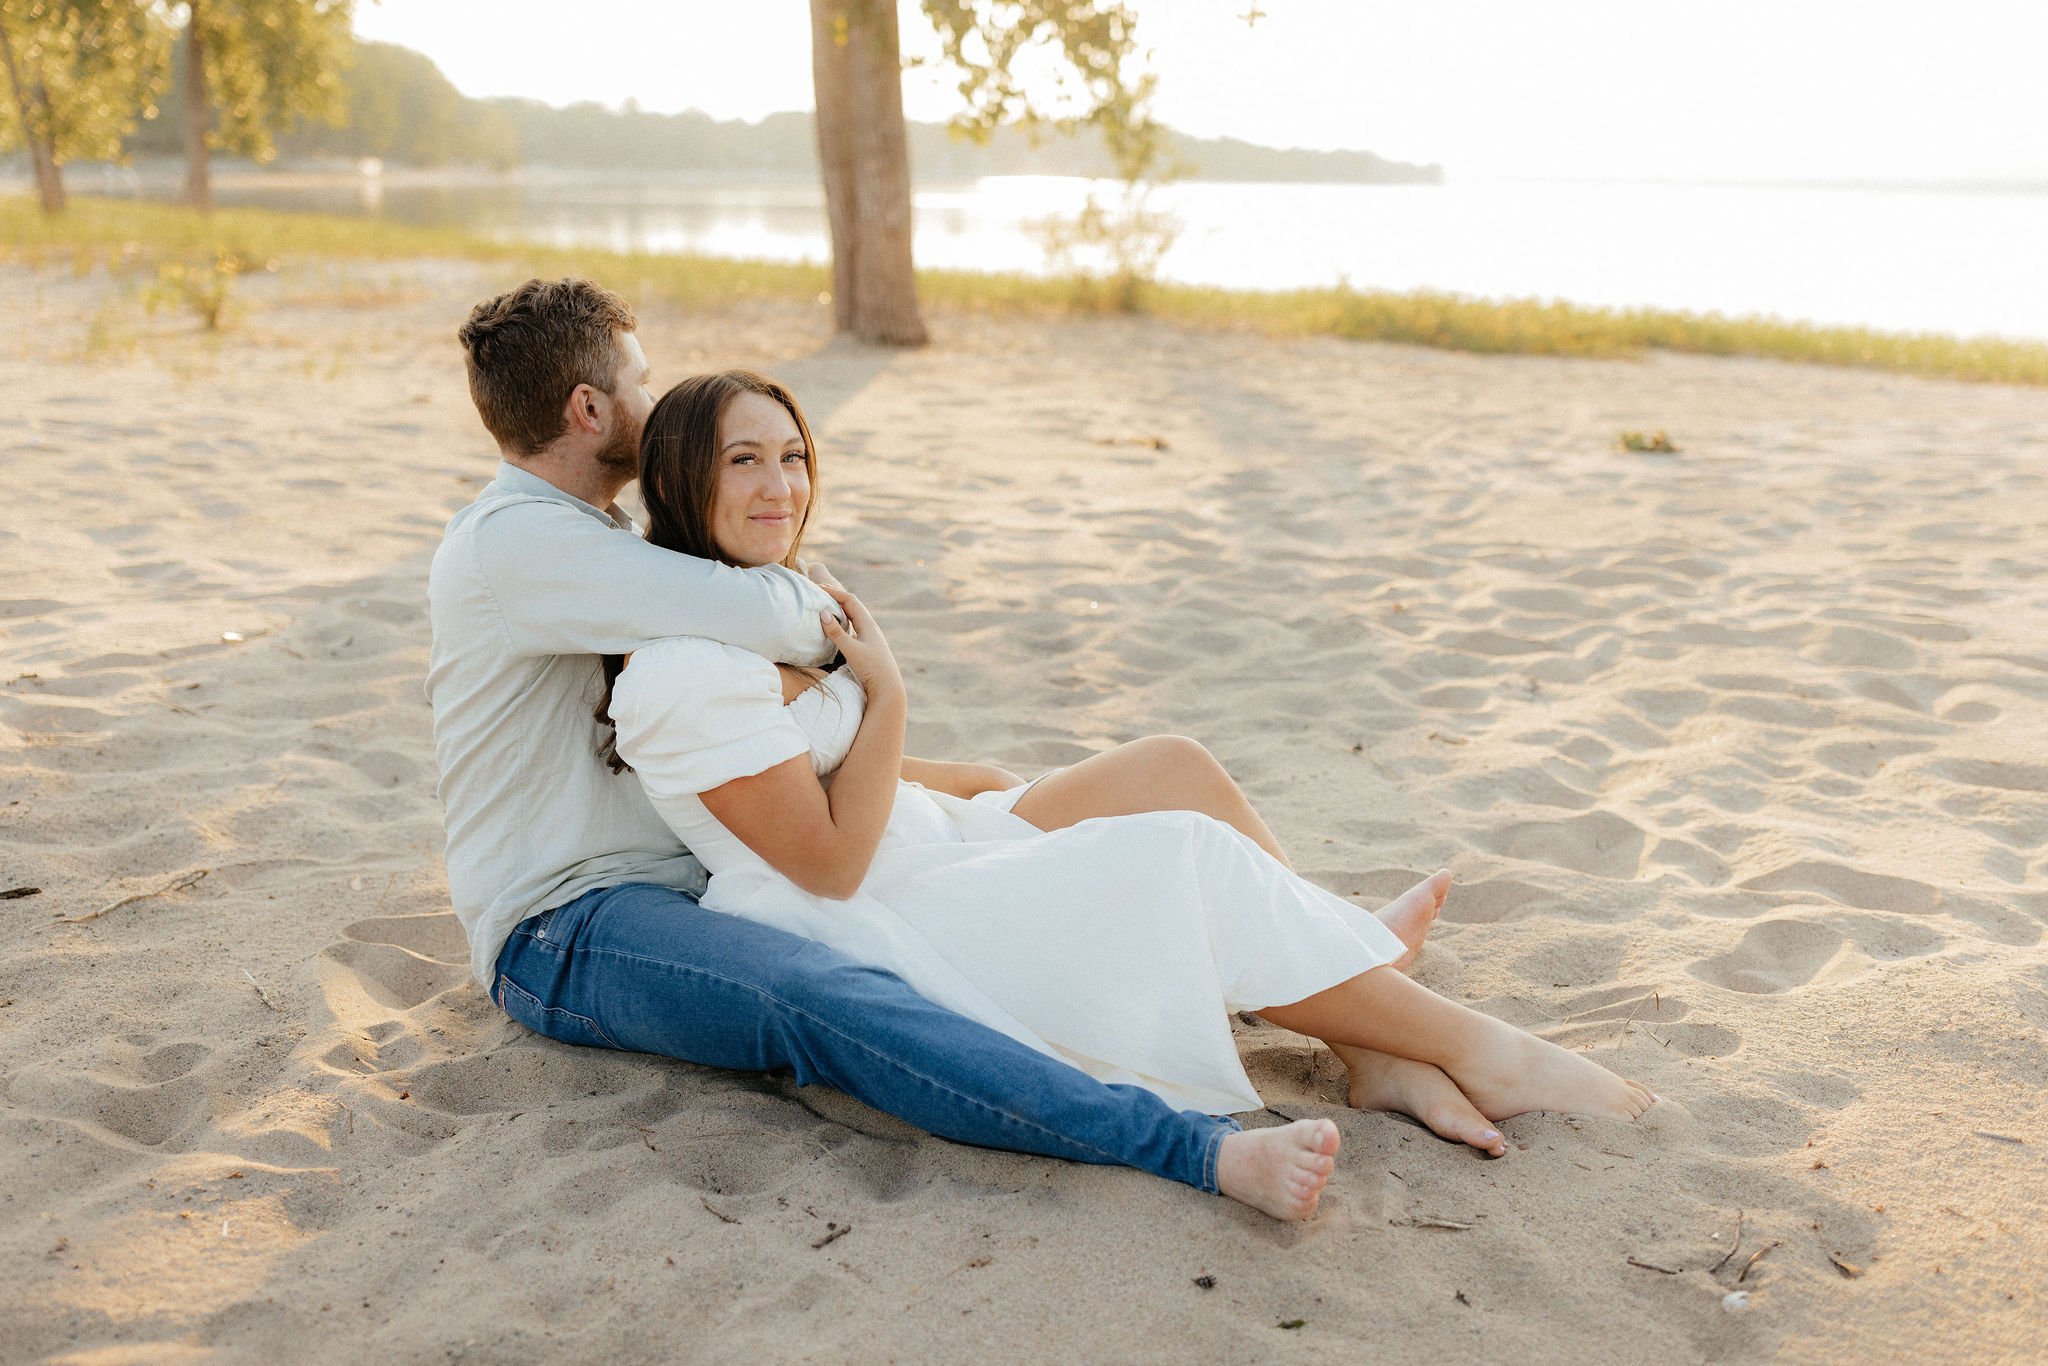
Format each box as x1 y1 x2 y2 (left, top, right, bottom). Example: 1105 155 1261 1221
180 0 352 163
0 0 168 209
918 0 1168 182
918 2 1178 308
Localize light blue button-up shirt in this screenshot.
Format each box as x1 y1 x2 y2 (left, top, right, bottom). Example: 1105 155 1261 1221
426 461 837 987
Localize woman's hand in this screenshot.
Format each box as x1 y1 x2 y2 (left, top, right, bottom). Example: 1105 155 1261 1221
818 582 903 702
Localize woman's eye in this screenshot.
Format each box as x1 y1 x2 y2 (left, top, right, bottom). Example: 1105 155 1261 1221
783 451 806 463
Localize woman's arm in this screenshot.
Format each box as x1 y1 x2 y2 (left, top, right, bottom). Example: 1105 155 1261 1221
701 585 905 900
900 756 1023 799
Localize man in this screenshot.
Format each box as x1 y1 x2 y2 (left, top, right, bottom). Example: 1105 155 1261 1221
427 277 1345 1221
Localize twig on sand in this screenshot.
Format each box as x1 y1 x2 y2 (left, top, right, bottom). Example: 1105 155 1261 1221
625 1122 658 1152
699 1197 740 1225
1392 1216 1476 1231
1616 994 1651 1050
1970 1130 2026 1145
1738 1242 1780 1283
2 886 41 900
242 969 281 1012
56 868 210 924
1627 1257 1681 1274
811 1221 852 1249
1710 1210 1746 1275
1828 1253 1864 1279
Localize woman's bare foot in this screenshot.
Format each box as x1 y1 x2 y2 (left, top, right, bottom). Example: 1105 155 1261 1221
1215 1118 1340 1221
1375 869 1452 972
1329 1043 1506 1157
1446 1020 1657 1124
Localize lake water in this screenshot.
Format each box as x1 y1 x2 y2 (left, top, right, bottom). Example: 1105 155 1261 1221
59 167 2048 341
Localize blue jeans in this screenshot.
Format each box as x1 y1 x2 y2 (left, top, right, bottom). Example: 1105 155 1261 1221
492 882 1240 1192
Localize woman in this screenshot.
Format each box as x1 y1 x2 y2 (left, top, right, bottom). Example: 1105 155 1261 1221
598 371 1655 1197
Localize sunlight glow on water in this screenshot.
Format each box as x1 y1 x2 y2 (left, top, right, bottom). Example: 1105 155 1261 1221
89 169 2048 341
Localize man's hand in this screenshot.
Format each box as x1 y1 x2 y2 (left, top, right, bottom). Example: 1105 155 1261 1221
798 558 846 594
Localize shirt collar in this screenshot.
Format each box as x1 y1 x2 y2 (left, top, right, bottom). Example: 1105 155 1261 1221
494 459 632 531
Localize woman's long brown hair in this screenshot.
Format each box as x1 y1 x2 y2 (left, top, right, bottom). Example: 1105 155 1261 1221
596 369 820 773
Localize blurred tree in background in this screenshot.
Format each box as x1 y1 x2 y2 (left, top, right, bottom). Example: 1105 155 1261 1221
0 0 168 213
924 0 1173 311
280 41 516 169
171 0 353 210
811 0 1162 346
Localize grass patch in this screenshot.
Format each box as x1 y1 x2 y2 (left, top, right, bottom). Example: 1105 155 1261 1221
6 192 2045 385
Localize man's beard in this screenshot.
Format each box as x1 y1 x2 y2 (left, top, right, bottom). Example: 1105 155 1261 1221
594 407 639 474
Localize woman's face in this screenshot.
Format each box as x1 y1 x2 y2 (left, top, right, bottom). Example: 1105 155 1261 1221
709 390 811 567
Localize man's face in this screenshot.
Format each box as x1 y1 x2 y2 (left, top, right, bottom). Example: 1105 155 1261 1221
594 331 655 474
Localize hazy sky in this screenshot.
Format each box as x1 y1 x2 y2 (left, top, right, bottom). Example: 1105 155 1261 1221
352 1 2048 182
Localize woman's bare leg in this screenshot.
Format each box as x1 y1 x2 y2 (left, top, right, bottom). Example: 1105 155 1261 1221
1009 735 1489 1150
1325 1047 1506 1157
1010 736 1449 968
1259 966 1655 1127
1012 735 1290 858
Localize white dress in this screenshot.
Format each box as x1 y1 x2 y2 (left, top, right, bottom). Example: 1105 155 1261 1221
609 638 1407 1115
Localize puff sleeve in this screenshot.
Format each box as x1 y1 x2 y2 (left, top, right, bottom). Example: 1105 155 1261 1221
609 637 811 795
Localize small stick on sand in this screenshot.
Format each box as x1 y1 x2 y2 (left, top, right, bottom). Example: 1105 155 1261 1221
242 969 281 1012
699 1197 740 1225
1616 995 1651 1050
1393 1216 1476 1231
1627 1257 1681 1274
1970 1130 2026 1145
811 1221 852 1249
1828 1253 1864 1279
1737 1242 1780 1283
625 1122 658 1152
56 868 210 924
1 886 41 900
1709 1210 1746 1275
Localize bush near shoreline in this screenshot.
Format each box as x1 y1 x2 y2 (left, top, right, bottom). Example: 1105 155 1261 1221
6 193 2044 387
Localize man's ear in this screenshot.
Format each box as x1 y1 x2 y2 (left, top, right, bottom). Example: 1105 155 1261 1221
563 383 605 437
552 378 598 438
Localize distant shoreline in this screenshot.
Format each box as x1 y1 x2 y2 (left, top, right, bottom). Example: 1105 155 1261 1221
5 192 2045 385
8 159 2044 198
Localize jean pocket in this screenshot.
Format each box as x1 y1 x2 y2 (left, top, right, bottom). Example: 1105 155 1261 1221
495 973 623 1051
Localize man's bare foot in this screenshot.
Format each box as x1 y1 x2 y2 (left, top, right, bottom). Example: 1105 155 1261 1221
1445 1019 1657 1124
1215 1118 1340 1221
1329 1043 1505 1157
1374 869 1452 972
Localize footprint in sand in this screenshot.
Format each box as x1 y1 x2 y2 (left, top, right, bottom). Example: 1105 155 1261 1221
1926 758 2048 795
1690 919 1859 994
319 937 467 1013
5 1036 216 1149
1479 810 1647 881
1739 860 1942 915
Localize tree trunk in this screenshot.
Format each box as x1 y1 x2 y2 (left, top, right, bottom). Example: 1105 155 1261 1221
180 3 211 211
0 15 64 213
808 0 926 346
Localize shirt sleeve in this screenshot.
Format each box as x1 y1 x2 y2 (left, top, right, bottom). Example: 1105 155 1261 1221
610 638 812 794
466 497 839 665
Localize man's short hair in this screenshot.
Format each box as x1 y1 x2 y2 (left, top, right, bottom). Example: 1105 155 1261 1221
457 278 637 455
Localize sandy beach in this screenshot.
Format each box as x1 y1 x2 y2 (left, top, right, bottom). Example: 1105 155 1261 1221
2 258 2044 1363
